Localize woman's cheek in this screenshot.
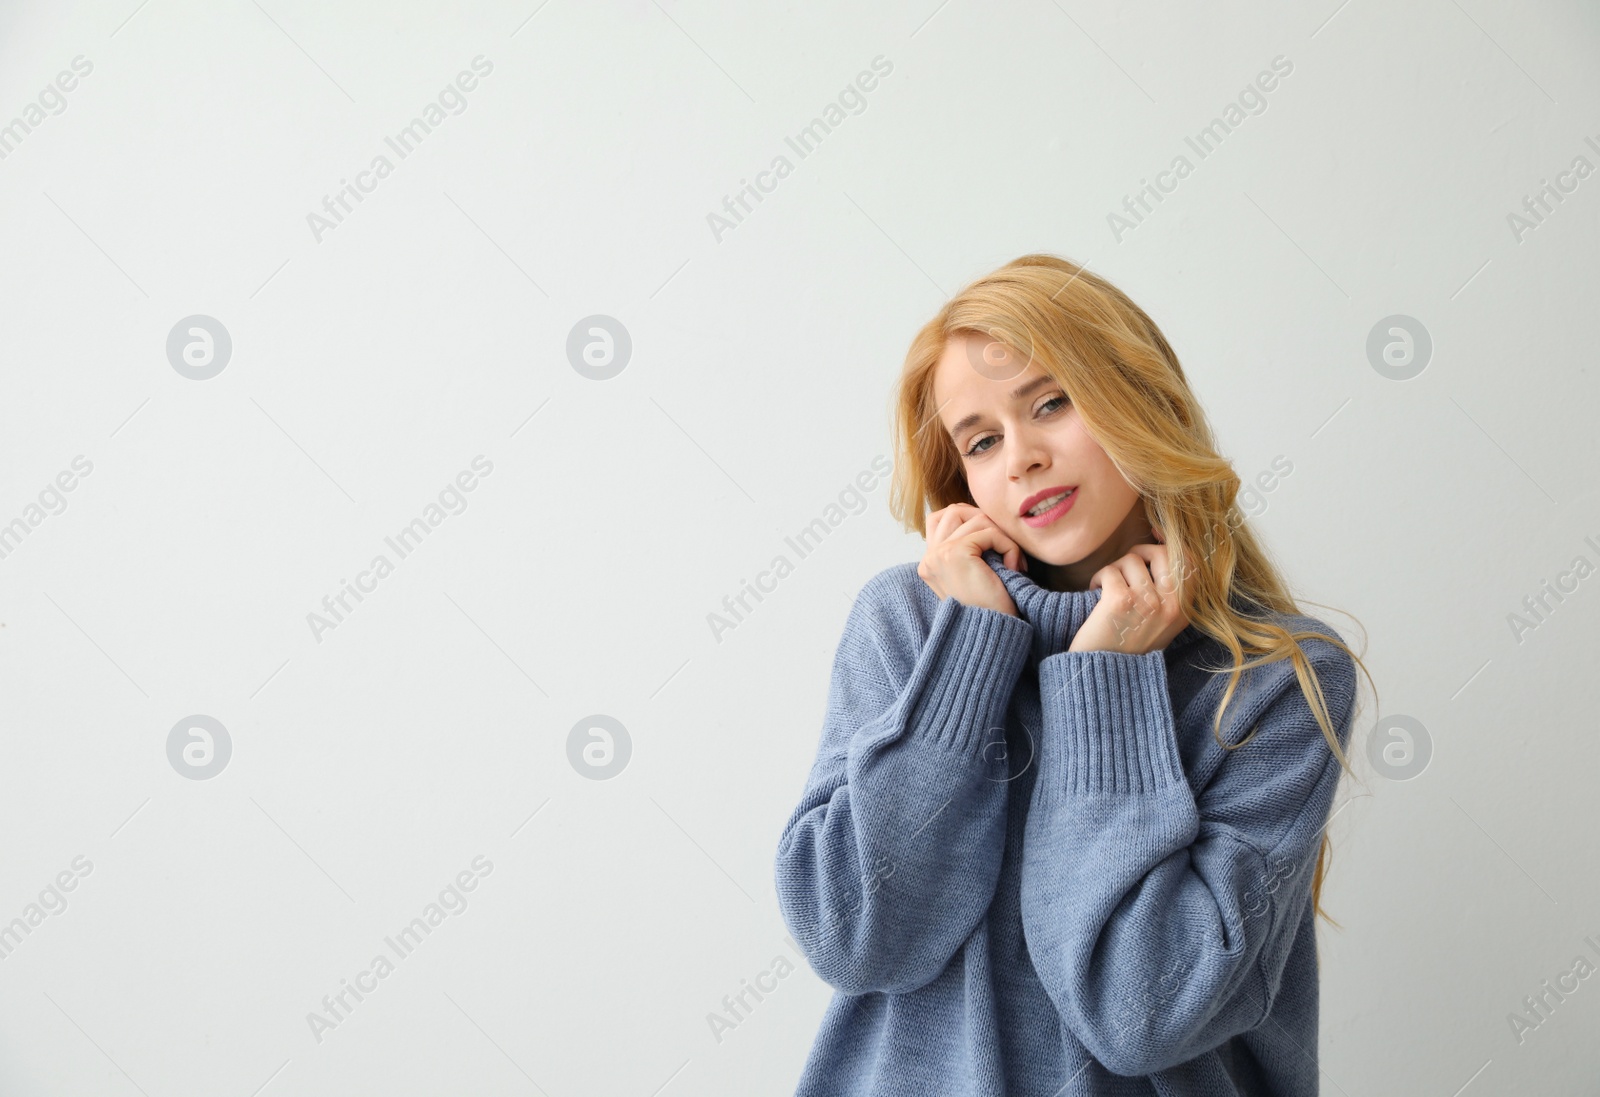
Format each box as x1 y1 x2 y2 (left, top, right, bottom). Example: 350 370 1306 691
979 473 1004 524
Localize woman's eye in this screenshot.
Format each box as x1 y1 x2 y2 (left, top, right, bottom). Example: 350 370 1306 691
960 397 1069 458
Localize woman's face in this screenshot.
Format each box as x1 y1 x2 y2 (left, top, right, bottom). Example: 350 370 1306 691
930 332 1154 591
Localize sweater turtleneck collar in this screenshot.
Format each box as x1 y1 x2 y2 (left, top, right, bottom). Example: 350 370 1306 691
980 548 1207 665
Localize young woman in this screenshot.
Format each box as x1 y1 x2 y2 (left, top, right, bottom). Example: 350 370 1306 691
774 254 1375 1096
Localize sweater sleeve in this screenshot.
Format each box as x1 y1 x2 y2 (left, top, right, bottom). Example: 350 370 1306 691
774 573 1035 995
1018 643 1356 1077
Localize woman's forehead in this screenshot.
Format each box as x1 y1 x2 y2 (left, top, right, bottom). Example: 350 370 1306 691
934 340 1048 401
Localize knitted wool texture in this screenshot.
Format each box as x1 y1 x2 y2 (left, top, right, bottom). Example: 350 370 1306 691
774 549 1357 1096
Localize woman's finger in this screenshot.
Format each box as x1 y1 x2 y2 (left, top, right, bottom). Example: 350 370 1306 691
929 503 978 545
1089 561 1124 594
964 521 1024 573
1126 543 1186 632
942 510 1015 555
1127 543 1180 602
1113 554 1154 609
946 513 1018 568
944 512 990 541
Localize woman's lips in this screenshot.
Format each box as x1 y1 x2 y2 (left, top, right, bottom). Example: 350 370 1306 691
1021 487 1077 528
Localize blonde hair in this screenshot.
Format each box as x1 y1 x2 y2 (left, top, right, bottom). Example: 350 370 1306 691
886 253 1377 929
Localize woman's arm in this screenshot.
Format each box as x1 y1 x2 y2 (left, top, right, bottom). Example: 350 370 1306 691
1018 643 1357 1076
775 569 1034 995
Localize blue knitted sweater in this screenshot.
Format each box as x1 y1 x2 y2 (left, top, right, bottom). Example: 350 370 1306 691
774 549 1356 1095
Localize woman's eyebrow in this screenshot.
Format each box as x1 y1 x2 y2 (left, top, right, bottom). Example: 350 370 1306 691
947 375 1057 438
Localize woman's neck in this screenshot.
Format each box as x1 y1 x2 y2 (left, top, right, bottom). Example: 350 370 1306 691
1028 502 1157 592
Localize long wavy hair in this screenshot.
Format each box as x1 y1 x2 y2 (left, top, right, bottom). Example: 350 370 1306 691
886 253 1377 932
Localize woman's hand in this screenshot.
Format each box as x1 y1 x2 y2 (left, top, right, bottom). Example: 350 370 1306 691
917 503 1025 618
1068 530 1190 654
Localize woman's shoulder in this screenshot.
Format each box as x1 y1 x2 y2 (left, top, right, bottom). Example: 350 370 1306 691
1189 602 1360 746
847 561 939 629
834 561 945 664
1212 593 1354 671
1257 604 1356 681
855 560 932 607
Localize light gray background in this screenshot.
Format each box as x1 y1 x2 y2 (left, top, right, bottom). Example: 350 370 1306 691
2 1 1598 1094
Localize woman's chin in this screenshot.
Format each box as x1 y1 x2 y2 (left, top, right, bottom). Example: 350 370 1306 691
1021 544 1070 568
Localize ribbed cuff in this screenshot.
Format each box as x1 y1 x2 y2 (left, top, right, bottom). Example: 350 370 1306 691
898 597 1034 758
1037 649 1186 795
